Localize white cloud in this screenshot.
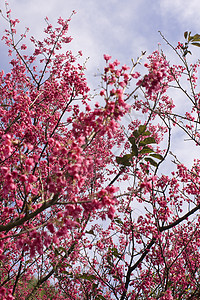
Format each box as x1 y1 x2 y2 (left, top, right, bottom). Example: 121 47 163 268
1 0 200 168
160 0 200 28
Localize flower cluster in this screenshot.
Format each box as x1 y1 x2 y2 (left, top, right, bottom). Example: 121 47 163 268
137 51 173 97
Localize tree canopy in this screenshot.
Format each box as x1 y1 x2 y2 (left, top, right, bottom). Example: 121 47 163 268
0 3 200 300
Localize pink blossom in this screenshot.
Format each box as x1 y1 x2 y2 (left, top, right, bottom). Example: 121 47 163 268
103 54 112 62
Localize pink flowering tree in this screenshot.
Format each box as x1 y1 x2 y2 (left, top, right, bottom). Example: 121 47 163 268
1 3 200 299
78 33 200 300
0 5 127 299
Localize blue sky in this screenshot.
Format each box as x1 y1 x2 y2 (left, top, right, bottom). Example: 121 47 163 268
0 0 200 168
1 0 200 74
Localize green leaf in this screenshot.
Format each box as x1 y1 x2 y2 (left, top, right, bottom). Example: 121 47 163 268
140 146 154 154
188 32 192 41
132 129 140 138
139 137 156 146
138 124 147 134
191 34 200 41
128 136 135 145
140 162 149 174
128 137 138 157
111 247 120 258
58 246 68 253
184 31 188 39
86 229 95 235
116 154 132 166
144 157 158 167
96 295 107 300
142 130 151 136
114 217 123 225
78 274 96 281
149 153 164 160
25 259 32 265
113 274 120 280
61 270 71 275
92 283 98 290
191 42 200 47
106 255 114 266
54 248 59 256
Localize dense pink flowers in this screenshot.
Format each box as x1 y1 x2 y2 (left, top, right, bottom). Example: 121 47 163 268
136 51 174 97
1 4 200 300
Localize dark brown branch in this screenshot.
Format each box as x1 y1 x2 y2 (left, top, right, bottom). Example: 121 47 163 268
120 238 156 300
160 203 200 232
0 193 59 233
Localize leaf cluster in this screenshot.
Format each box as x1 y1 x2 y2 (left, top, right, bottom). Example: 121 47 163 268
182 31 200 56
116 124 163 168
